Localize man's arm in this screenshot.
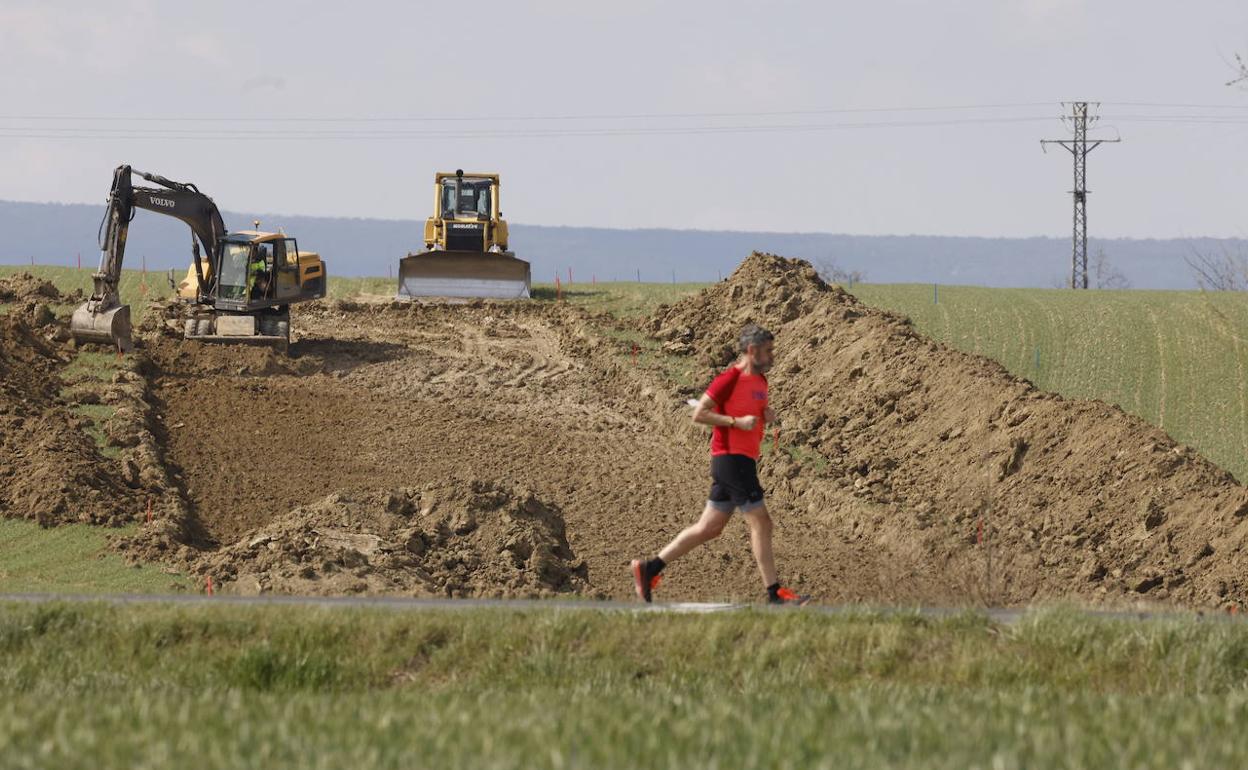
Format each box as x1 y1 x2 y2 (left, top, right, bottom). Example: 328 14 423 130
692 394 755 430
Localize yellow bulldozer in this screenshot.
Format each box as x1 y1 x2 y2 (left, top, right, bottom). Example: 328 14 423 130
397 170 531 299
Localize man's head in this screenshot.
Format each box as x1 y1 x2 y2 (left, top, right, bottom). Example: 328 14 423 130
738 323 774 373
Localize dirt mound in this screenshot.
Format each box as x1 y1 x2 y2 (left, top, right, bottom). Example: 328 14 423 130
141 334 313 378
0 272 64 303
0 273 76 331
0 316 142 525
649 252 1248 608
648 252 832 365
181 482 588 597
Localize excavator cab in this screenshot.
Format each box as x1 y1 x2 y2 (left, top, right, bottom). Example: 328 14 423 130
397 170 531 299
203 234 323 307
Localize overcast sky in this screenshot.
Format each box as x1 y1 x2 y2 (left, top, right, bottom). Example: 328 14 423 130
2 0 1247 239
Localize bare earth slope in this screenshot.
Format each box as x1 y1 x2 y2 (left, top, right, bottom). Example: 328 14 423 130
0 276 141 526
649 253 1248 607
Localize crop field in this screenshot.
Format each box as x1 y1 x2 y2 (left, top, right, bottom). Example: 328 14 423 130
852 283 1248 483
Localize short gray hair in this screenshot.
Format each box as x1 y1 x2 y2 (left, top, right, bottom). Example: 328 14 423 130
738 323 774 352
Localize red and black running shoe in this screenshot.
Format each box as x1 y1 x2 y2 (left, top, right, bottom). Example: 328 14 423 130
768 586 811 606
630 559 662 603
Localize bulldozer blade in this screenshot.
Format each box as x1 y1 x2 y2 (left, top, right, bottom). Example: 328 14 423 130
397 251 531 300
70 301 133 352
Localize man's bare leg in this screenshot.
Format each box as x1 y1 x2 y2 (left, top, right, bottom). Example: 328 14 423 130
742 505 778 588
632 503 731 602
658 503 731 563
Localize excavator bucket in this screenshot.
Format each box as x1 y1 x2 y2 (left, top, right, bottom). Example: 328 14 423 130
397 250 531 300
70 300 133 352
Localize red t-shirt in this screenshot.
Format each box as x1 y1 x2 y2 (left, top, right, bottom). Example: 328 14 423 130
705 365 768 459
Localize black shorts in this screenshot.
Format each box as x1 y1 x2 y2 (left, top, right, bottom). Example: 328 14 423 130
708 454 765 513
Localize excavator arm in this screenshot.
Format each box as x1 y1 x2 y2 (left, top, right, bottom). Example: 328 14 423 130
72 164 226 350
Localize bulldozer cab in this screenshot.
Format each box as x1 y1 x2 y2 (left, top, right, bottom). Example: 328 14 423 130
442 177 493 220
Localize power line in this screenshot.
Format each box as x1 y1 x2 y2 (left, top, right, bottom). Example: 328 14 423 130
0 102 1057 124
0 115 1070 141
1103 101 1248 110
1102 115 1248 124
0 106 1243 142
5 102 1246 126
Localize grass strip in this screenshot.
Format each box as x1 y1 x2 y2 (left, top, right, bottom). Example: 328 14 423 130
1 603 1246 768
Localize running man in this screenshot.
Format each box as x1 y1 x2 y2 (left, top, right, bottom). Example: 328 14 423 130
631 323 810 605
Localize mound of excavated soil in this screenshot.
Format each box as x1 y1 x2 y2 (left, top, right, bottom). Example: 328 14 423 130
0 316 142 525
0 273 76 330
178 482 588 597
0 272 64 303
649 252 1248 608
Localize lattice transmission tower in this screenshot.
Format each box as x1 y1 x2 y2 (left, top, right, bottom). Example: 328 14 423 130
1041 102 1120 289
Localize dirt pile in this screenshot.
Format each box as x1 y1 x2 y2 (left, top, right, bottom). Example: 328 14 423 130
0 272 78 331
0 316 142 525
649 252 1248 607
0 272 64 303
649 253 832 366
183 481 588 597
142 336 309 378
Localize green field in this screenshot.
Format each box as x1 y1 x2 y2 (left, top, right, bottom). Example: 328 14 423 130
1 601 1247 768
850 284 1248 482
0 521 188 594
532 280 707 317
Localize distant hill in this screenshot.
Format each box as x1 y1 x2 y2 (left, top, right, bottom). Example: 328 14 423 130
1 198 1240 289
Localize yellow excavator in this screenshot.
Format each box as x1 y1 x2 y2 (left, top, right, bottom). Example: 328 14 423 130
397 170 531 299
70 165 326 351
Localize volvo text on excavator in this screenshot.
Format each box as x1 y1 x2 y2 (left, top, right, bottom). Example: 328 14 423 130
70 164 326 351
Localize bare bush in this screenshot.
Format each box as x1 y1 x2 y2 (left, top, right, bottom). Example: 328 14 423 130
1185 246 1248 291
814 257 866 287
1191 53 1248 288
1092 249 1131 289
1229 51 1248 88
